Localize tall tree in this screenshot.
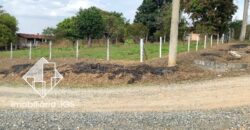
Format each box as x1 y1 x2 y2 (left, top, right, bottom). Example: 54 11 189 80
168 0 180 67
183 0 237 35
75 7 105 47
240 0 249 41
134 0 171 41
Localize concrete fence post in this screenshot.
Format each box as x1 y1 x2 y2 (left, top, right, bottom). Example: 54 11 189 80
107 38 110 61
140 39 144 63
188 36 191 52
76 40 79 60
204 35 207 49
49 41 52 60
159 37 162 58
10 43 13 59
196 36 199 52
211 35 213 47
29 42 32 60
217 34 219 45
222 34 225 44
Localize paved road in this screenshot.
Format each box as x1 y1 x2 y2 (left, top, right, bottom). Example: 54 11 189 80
1 75 250 129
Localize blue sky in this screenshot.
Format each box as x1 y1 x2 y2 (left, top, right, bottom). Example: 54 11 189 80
0 0 246 34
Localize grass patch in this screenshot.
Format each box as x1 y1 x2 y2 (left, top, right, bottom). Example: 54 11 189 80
0 41 206 61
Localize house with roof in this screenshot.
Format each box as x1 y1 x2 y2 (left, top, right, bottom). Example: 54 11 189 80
17 33 54 47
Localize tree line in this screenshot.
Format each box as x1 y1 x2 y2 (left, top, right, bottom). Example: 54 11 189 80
43 0 238 46
0 0 243 49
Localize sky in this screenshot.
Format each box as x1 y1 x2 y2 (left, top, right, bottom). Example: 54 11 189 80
0 0 246 34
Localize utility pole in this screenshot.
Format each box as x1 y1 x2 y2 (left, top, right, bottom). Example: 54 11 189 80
168 0 180 67
240 0 249 41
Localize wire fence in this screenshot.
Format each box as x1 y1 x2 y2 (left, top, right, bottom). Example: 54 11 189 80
1 34 229 62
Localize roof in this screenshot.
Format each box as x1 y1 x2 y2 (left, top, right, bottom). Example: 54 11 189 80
17 33 53 40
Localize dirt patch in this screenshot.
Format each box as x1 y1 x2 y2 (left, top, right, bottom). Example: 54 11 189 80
230 44 249 49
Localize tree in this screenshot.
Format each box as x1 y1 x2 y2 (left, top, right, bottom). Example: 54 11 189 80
230 20 242 40
75 7 105 47
183 0 237 35
0 8 18 48
168 0 180 67
240 0 249 41
102 11 127 43
155 3 187 41
55 17 77 43
134 0 172 41
126 23 149 43
42 27 55 36
0 24 13 47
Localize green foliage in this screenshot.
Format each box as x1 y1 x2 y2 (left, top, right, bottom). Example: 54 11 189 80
134 0 172 41
42 27 55 36
126 23 149 43
75 7 105 40
55 17 77 42
0 7 18 46
229 20 242 40
102 11 127 42
183 0 237 35
0 24 13 46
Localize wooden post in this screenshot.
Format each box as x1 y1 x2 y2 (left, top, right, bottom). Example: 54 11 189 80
76 40 79 60
204 35 207 49
49 41 52 60
159 37 162 58
107 38 110 61
10 43 13 59
29 42 32 60
196 36 199 51
187 36 191 52
140 39 144 63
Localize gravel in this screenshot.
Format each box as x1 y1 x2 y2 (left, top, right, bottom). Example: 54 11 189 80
1 107 250 130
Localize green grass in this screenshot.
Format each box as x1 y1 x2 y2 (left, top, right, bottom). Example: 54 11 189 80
0 41 206 61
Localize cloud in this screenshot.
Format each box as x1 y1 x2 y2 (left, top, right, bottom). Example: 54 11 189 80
1 0 101 17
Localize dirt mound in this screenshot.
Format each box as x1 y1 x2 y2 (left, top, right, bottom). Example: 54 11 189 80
68 62 177 84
